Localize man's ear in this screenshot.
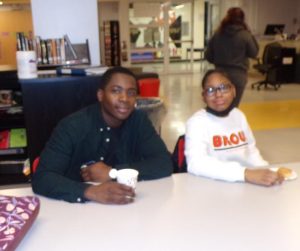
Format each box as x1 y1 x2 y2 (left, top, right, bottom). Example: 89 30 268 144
97 89 103 102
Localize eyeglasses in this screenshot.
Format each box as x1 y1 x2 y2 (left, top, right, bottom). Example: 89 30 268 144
204 83 232 97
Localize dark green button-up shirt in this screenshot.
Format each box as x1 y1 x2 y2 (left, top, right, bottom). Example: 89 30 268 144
32 104 173 203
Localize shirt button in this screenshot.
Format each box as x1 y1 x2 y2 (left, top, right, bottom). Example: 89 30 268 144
99 128 104 132
106 127 111 131
100 157 104 161
106 138 110 142
77 197 82 203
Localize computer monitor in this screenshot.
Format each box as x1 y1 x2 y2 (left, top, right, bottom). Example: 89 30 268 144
264 24 285 35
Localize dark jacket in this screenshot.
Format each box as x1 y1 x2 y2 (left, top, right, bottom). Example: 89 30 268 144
205 25 259 71
32 104 173 203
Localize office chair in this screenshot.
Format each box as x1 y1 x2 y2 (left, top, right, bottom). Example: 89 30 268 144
251 42 282 90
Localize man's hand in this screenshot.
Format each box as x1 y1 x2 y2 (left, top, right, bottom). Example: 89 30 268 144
84 181 135 204
245 168 284 186
81 162 111 183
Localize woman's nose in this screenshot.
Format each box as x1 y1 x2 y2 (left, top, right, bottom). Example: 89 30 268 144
215 88 223 96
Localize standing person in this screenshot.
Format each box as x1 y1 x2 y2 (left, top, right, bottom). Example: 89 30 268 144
205 7 259 107
32 66 173 204
185 69 284 186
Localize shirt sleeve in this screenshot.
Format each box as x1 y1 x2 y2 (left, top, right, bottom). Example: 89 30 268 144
185 115 246 182
115 112 173 180
31 119 90 203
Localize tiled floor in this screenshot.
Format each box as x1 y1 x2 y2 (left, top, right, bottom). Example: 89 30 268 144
140 61 300 165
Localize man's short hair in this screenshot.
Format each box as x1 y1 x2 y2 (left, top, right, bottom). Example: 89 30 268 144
99 66 138 91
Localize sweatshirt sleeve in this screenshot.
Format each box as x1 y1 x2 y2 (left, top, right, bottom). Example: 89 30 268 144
185 115 246 182
246 33 259 59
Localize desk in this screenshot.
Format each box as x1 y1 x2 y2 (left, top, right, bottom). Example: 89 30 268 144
257 39 300 59
2 162 300 251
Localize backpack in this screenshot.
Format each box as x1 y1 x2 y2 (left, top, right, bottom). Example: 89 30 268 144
172 135 187 173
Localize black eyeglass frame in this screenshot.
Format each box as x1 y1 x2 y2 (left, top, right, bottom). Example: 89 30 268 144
204 83 232 97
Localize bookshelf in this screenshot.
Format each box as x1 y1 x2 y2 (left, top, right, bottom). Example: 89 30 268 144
16 33 91 69
0 67 29 185
103 21 121 66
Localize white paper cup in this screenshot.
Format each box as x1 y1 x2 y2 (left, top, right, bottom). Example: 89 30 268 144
16 51 38 79
116 169 139 189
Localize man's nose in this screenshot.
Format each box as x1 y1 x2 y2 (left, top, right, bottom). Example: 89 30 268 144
119 91 128 101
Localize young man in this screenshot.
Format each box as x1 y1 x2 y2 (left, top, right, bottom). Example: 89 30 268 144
32 67 173 204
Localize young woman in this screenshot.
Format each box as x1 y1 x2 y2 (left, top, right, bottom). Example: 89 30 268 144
204 7 258 107
185 69 283 186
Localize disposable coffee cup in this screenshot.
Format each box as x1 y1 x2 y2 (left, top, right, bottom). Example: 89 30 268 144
116 169 139 189
16 51 38 79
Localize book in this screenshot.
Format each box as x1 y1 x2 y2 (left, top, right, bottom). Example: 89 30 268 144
0 148 25 155
34 36 43 64
56 65 109 76
46 39 53 64
0 130 9 149
10 128 27 148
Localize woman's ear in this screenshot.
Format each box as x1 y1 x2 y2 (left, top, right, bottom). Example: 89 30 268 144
201 91 206 103
232 85 236 98
97 89 103 102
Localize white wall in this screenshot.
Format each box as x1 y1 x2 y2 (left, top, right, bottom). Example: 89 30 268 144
255 0 299 35
31 0 100 65
208 0 299 36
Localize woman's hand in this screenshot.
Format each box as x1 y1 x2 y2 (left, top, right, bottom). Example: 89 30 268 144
244 168 284 186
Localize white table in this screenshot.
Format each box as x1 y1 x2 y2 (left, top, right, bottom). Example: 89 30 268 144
2 163 300 251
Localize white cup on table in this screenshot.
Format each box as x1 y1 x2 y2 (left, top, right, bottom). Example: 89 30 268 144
116 169 139 189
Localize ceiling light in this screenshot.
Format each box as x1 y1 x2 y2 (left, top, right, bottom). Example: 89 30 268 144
174 4 184 10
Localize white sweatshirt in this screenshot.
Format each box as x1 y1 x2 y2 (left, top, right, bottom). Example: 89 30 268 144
185 108 269 182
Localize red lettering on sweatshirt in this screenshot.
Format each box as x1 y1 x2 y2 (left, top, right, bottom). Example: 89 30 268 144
238 131 246 142
223 136 232 146
213 136 222 147
212 131 247 148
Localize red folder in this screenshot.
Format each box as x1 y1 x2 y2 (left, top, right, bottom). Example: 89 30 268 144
0 130 9 149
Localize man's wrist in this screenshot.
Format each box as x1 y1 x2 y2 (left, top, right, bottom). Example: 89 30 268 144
108 168 118 179
84 185 96 201
80 160 96 169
